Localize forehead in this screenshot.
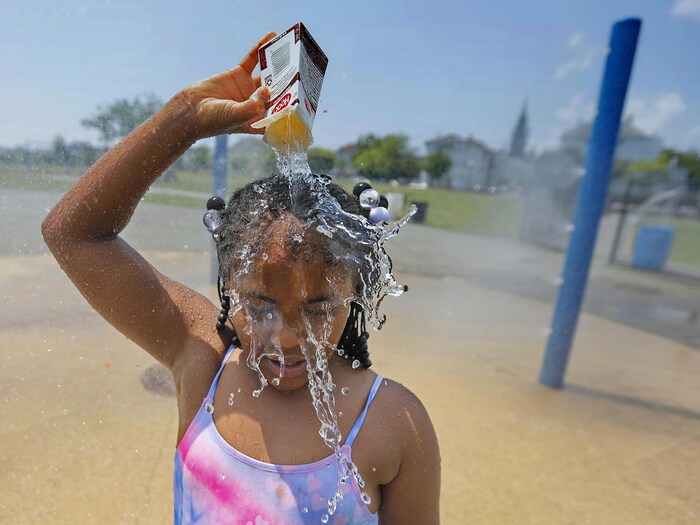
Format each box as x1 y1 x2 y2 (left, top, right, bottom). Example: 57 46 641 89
229 215 354 300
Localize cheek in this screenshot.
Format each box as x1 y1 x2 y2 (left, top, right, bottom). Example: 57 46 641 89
328 304 351 344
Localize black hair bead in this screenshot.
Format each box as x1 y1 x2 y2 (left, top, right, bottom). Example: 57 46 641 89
206 196 226 211
353 182 372 197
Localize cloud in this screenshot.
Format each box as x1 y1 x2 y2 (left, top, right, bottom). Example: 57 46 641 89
555 32 602 80
568 31 584 47
624 92 686 134
556 93 596 123
671 0 700 22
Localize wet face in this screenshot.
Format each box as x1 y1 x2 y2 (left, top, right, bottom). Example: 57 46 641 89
227 215 354 392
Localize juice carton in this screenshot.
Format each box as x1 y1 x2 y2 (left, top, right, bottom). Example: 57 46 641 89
251 23 328 152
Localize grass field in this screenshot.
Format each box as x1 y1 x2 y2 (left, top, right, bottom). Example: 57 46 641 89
1 163 524 238
3 162 698 264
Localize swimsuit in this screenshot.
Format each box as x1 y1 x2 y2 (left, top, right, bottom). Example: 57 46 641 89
174 345 382 525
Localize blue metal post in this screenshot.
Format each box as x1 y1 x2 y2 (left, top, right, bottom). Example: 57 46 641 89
211 135 228 285
212 135 229 199
539 18 642 388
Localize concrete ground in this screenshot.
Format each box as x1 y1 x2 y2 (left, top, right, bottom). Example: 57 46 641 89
1 188 699 524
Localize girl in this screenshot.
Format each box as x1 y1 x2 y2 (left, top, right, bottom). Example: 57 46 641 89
42 33 440 525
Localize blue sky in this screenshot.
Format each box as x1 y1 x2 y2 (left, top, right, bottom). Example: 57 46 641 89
1 0 700 154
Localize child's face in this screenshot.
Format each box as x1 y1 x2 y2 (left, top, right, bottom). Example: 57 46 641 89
228 219 354 392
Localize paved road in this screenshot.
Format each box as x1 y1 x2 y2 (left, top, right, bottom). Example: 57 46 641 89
2 187 700 348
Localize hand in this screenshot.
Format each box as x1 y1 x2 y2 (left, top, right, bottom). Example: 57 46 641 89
178 32 276 139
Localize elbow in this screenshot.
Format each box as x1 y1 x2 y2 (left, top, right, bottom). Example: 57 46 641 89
41 208 64 254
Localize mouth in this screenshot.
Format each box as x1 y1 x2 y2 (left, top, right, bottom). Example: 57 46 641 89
264 356 308 379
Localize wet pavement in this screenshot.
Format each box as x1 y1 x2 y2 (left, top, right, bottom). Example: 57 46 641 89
1 188 699 524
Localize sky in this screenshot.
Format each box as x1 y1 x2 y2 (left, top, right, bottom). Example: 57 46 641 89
1 0 700 154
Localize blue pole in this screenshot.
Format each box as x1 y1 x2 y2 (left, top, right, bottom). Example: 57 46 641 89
211 135 228 285
212 135 228 199
539 18 642 388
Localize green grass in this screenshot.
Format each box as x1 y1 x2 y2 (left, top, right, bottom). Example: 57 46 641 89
336 181 524 238
2 162 523 238
637 217 700 267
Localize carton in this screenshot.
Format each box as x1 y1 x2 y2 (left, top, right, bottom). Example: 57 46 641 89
251 23 328 151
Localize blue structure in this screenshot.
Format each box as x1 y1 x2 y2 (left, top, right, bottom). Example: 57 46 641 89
211 135 228 284
539 19 642 388
212 135 228 199
632 225 675 271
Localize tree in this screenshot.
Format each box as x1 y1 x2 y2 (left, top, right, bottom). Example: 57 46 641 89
424 151 452 179
307 147 335 173
626 148 700 188
353 134 420 180
81 93 163 145
229 137 270 176
187 145 212 172
51 135 70 165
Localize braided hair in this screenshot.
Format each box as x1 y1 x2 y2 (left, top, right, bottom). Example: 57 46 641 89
206 174 389 368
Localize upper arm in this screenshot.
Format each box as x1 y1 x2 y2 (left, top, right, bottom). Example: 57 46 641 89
378 386 441 524
44 233 218 369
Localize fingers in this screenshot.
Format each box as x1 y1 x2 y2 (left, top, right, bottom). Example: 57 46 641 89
240 31 277 74
253 74 261 89
225 86 270 124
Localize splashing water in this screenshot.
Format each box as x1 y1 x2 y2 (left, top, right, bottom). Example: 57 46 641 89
221 126 414 517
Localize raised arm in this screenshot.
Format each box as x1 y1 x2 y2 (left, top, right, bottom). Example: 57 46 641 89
41 33 274 369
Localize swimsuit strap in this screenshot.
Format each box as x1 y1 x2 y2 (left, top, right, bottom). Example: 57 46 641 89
205 344 237 401
345 375 384 447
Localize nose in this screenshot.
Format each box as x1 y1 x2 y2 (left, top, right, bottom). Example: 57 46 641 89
277 320 305 349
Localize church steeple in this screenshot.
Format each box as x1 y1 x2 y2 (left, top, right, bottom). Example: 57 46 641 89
509 99 529 158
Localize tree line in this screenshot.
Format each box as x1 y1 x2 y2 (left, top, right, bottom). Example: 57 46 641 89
2 94 452 181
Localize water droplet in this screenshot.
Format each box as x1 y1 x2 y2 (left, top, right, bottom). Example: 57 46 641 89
372 467 376 472
352 360 360 369
227 393 234 406
220 473 226 480
327 497 337 515
237 388 241 393
361 492 372 505
271 378 280 386
267 313 273 320
341 387 350 395
302 507 309 513
320 514 329 523
339 411 343 417
205 402 214 413
261 252 268 260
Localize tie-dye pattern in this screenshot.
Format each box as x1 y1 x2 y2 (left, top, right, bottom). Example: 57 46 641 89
174 346 381 525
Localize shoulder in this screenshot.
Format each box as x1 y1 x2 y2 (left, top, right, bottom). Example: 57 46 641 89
373 377 441 523
374 377 440 458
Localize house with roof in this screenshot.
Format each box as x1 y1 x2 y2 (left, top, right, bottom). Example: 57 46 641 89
561 117 663 163
425 134 495 190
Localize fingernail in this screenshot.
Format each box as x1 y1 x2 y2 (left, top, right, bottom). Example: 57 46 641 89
258 86 270 100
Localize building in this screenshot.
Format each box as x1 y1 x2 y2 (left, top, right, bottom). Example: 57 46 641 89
561 117 663 163
425 134 494 190
425 102 534 191
509 100 529 158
